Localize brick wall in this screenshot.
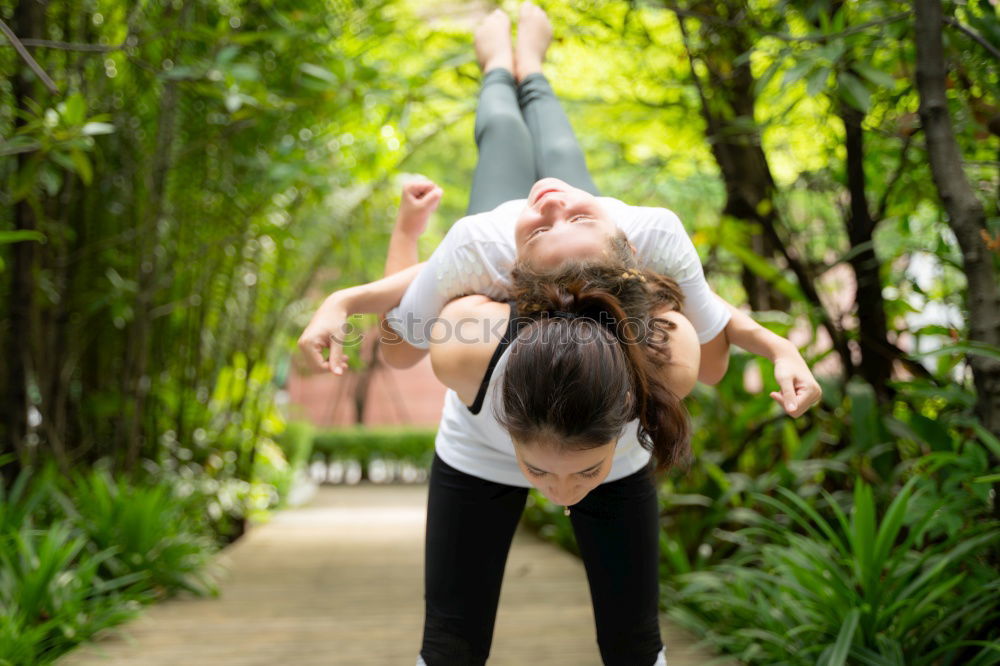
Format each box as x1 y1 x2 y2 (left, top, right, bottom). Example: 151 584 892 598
287 348 447 427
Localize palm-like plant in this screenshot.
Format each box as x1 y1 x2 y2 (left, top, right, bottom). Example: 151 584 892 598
669 477 1000 665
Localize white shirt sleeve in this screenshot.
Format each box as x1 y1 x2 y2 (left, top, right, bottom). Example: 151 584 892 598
629 209 731 344
385 216 514 349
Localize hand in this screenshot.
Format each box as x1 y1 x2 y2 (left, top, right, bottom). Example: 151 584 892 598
769 351 822 417
397 180 443 236
296 296 357 375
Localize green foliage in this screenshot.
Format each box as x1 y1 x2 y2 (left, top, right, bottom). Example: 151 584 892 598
0 523 143 666
1 0 998 662
667 477 1000 665
58 467 220 598
280 421 316 472
311 426 436 470
0 463 221 664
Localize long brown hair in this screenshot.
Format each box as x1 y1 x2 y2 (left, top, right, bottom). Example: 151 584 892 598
494 230 692 473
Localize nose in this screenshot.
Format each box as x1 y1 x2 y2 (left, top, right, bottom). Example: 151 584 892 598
538 194 565 213
545 480 580 505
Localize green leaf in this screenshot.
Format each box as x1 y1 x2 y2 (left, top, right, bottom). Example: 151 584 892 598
0 230 46 245
299 63 339 85
838 71 871 113
826 608 860 666
850 482 876 594
908 340 1000 363
852 63 896 90
807 67 831 96
81 122 115 136
848 380 879 452
39 164 62 196
872 477 919 578
62 92 87 125
216 44 240 64
163 65 200 80
69 150 93 185
783 59 814 87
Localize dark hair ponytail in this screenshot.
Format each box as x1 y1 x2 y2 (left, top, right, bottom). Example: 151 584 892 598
494 230 692 474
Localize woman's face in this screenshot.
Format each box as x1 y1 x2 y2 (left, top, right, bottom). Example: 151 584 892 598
512 439 617 507
514 178 619 270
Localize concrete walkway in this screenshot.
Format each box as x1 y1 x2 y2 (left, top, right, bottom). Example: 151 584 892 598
60 484 736 666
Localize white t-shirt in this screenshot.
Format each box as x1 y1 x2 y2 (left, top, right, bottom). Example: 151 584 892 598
386 196 729 487
386 196 730 348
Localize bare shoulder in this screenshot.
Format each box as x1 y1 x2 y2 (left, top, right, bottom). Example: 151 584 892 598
439 293 495 317
431 297 511 405
651 307 700 398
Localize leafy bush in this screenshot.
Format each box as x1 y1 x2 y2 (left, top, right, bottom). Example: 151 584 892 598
667 477 1000 665
311 426 436 471
0 463 221 665
280 421 316 472
59 467 221 598
0 523 144 665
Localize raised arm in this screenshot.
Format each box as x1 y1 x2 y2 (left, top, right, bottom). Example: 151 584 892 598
379 180 443 368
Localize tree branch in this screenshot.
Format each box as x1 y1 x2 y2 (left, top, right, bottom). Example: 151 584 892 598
759 13 909 44
943 15 1000 61
0 18 59 95
874 130 915 223
14 37 127 53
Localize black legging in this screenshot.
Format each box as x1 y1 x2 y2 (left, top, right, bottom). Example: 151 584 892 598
420 68 664 666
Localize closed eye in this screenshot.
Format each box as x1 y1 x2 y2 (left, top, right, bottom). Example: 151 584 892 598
578 468 601 479
529 215 592 239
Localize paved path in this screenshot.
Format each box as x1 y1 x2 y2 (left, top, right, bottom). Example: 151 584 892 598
61 484 736 665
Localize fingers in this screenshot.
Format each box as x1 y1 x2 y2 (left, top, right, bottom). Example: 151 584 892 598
425 186 443 208
297 337 349 375
297 337 328 372
769 391 792 414
778 376 797 414
329 353 348 375
403 180 439 198
770 382 822 417
796 381 822 414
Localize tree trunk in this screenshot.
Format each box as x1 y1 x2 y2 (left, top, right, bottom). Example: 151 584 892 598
914 0 1000 438
914 0 1000 534
3 0 48 479
840 104 895 400
353 335 382 425
121 3 186 473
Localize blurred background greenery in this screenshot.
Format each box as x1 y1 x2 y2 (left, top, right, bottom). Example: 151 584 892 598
1 0 998 663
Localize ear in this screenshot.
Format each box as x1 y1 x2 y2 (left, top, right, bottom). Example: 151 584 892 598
629 241 638 255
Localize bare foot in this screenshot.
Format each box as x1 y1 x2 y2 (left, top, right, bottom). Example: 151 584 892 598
475 9 514 75
514 2 553 82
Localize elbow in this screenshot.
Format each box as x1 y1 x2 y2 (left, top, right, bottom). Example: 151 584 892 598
697 351 730 386
380 336 427 369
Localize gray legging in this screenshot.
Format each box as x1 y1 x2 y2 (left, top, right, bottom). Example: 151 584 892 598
466 68 599 215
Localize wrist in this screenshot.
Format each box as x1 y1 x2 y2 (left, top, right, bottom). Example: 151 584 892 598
323 290 352 316
395 213 428 236
769 339 800 363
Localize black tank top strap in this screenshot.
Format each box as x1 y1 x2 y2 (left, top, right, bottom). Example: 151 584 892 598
467 301 520 415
